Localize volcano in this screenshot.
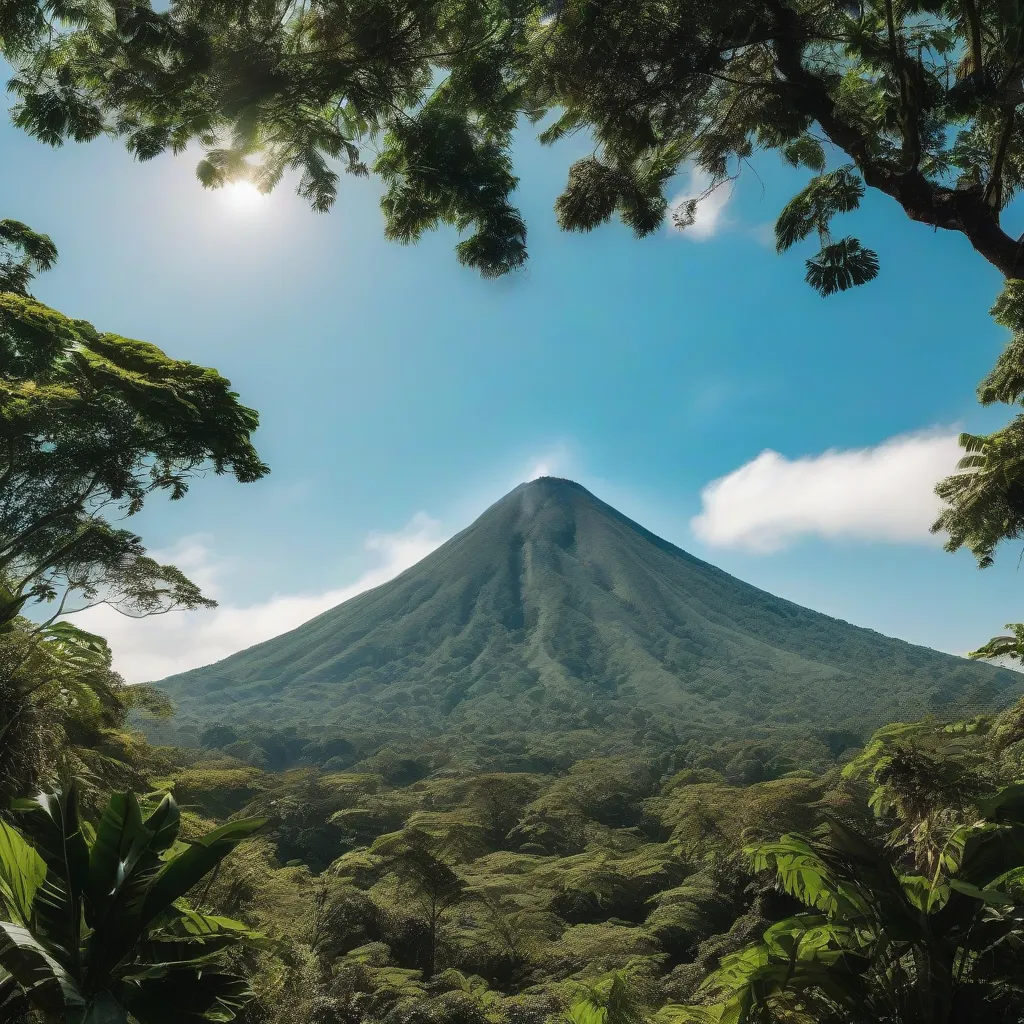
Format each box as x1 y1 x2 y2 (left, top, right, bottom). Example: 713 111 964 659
155 477 1023 745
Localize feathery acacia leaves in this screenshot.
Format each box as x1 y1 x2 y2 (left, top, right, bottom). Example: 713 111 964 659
9 0 1024 292
934 422 1024 568
774 168 866 253
0 220 57 294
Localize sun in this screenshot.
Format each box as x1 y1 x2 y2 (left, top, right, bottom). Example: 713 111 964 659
220 180 267 213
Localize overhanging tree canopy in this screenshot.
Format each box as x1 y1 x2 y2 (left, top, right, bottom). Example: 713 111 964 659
0 222 268 626
7 0 1024 646
6 0 1024 286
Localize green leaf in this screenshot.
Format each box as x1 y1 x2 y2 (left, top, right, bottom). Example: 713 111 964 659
144 795 182 854
804 238 879 296
84 795 187 987
0 970 30 1019
140 818 265 929
956 822 1024 891
780 136 827 172
138 909 270 966
69 991 129 1024
170 910 267 944
977 782 1024 825
123 968 253 1024
747 836 837 912
564 1000 607 1024
87 791 153 927
656 1009 725 1024
14 785 89 971
774 166 865 252
0 921 84 1017
948 879 1014 907
0 821 45 927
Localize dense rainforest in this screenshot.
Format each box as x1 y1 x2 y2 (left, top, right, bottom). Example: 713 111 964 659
3 609 1024 1024
4 0 1024 1016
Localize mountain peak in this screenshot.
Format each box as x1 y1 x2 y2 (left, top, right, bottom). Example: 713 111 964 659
509 476 593 501
155 482 1024 752
518 475 584 488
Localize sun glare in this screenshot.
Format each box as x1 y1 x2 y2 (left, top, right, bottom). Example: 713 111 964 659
221 180 267 213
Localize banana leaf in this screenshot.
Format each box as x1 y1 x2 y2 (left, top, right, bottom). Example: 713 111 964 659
0 821 44 927
0 921 84 1018
122 967 253 1024
12 785 89 972
140 817 265 930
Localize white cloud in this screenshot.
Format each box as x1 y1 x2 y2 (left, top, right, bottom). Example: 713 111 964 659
76 514 446 683
668 169 734 241
691 429 962 553
68 443 591 683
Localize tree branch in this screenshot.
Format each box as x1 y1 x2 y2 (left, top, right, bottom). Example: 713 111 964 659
0 472 104 569
766 0 1024 278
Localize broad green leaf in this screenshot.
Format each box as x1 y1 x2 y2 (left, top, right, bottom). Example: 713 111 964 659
144 795 182 854
140 818 265 929
0 921 84 1016
137 911 271 969
948 878 1015 907
957 822 1024 890
0 821 44 926
84 794 177 989
15 786 89 971
564 1002 608 1024
656 1008 725 1024
123 968 253 1024
87 792 159 927
977 782 1024 825
68 991 129 1024
0 969 30 1019
170 910 268 945
89 793 134 919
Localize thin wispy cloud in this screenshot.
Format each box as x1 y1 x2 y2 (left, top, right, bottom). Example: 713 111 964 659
691 429 962 553
79 447 580 683
77 514 447 683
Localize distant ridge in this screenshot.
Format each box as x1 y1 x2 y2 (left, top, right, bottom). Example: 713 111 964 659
155 477 1024 746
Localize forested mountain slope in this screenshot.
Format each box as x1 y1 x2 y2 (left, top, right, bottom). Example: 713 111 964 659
156 478 1023 746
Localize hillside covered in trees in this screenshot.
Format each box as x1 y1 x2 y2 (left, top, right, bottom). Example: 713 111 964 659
8 0 1024 1018
8 646 1024 1024
154 478 1024 755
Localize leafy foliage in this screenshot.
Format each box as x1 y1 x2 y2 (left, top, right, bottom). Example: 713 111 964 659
0 226 267 628
0 618 170 803
149 693 1021 1024
0 220 57 296
671 789 1024 1023
933 280 1024 655
3 0 1024 293
7 0 1024 652
8 641 1024 1024
0 783 265 1023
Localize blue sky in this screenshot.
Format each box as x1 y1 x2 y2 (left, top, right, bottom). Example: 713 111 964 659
3 103 1022 681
